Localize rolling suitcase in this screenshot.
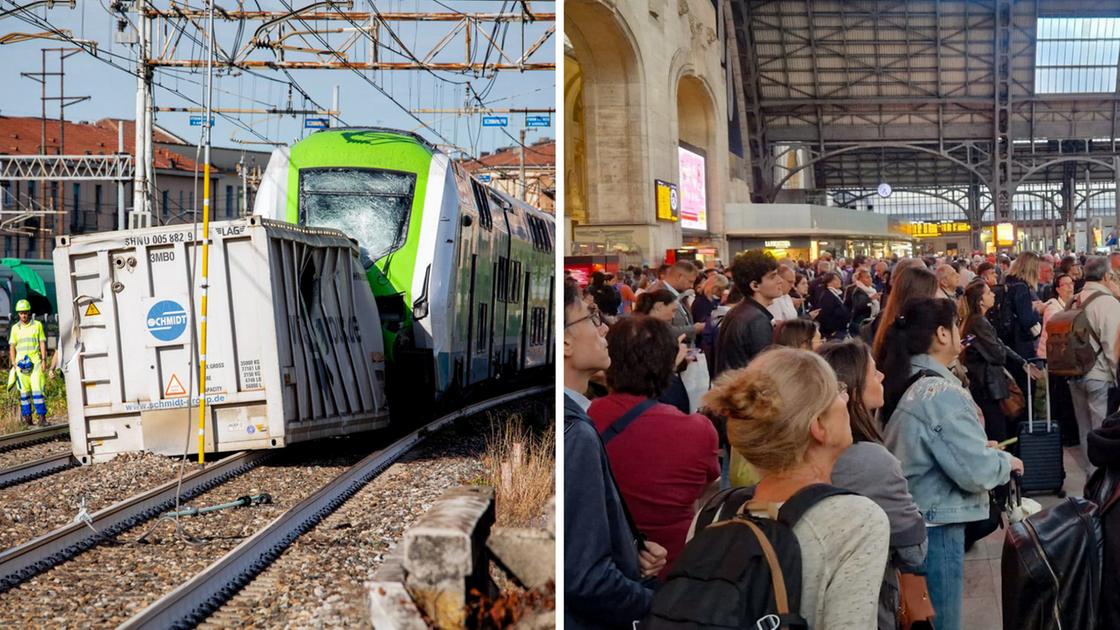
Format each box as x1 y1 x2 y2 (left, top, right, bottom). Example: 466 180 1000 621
1018 359 1066 497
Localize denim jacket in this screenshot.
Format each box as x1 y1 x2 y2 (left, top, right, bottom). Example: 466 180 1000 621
883 354 1013 524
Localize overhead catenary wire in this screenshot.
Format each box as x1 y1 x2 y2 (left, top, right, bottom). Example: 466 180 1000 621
0 0 277 145
3 1 551 162
271 0 462 153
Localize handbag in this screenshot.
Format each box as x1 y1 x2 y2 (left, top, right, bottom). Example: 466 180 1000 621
897 571 935 630
1000 369 1026 418
679 353 710 414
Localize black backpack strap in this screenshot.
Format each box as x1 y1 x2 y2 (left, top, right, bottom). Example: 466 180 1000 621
592 426 649 550
883 368 943 422
776 483 855 527
906 368 942 389
601 398 658 445
693 486 757 533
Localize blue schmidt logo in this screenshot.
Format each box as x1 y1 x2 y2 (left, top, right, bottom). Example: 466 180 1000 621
147 300 188 342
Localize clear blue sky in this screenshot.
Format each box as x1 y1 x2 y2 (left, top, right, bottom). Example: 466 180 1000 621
0 0 555 158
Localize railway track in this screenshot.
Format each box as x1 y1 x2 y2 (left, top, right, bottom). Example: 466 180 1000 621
121 385 549 629
0 425 76 490
0 452 76 490
0 386 548 627
0 449 270 594
0 424 69 453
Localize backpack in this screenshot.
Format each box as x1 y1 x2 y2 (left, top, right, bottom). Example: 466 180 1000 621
1045 292 1114 377
700 309 727 374
642 484 853 630
991 283 1017 345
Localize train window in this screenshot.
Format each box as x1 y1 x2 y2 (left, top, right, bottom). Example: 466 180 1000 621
510 261 521 303
530 307 546 346
496 257 509 302
542 222 553 253
528 217 540 251
471 180 493 230
476 303 489 353
299 167 415 262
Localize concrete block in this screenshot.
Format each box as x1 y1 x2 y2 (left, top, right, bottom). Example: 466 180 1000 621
372 554 406 583
487 526 555 589
368 580 428 630
403 485 495 629
543 496 555 537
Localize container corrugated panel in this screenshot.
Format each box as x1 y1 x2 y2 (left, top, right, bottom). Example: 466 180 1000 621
54 216 389 463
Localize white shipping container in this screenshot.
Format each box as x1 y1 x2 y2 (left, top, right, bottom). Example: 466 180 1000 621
54 216 390 463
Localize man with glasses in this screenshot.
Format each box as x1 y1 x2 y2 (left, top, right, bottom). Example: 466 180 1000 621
564 278 666 629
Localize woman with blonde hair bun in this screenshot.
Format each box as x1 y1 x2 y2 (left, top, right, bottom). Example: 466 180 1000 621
702 348 890 629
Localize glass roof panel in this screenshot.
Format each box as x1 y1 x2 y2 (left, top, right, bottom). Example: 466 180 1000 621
1035 17 1120 94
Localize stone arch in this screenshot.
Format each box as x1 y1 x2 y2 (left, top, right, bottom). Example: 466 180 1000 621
565 0 647 227
674 72 720 235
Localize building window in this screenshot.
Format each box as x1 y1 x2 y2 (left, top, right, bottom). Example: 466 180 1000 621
27 181 36 207
1035 17 1120 93
162 190 169 217
71 183 81 233
178 190 184 219
226 185 234 219
93 184 103 231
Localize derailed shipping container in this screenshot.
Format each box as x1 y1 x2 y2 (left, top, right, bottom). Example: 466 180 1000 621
54 216 389 463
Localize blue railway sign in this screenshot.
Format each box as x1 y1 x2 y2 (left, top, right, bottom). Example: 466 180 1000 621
189 115 214 127
482 116 509 127
526 115 551 127
304 118 330 129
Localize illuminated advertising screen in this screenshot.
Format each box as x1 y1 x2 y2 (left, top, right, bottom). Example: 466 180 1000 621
996 222 1015 246
655 179 679 222
678 145 708 231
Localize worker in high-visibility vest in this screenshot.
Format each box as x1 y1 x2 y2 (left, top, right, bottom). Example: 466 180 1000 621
9 299 47 426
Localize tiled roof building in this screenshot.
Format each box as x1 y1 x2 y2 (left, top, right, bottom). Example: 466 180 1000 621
0 116 269 259
460 139 555 213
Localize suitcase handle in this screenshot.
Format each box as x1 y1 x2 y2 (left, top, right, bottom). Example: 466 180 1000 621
1008 471 1023 509
1023 358 1052 434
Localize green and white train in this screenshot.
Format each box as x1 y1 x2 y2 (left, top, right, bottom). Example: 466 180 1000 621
254 128 555 409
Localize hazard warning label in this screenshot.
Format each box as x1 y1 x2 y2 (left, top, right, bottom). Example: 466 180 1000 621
85 303 101 317
164 374 187 397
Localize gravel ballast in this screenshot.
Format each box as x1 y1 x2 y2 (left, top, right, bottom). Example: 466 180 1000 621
0 452 185 551
0 395 552 628
0 445 363 629
199 399 553 629
0 439 71 472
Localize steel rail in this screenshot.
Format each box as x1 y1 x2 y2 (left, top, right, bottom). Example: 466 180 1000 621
0 449 272 593
121 385 551 629
0 424 69 453
0 452 75 490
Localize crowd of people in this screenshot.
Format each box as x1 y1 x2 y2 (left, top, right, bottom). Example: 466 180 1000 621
565 250 1120 630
